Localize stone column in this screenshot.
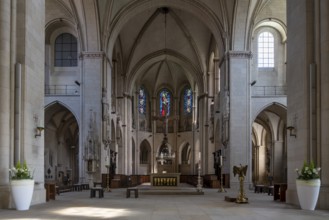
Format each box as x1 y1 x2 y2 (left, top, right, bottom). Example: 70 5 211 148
151 97 156 173
174 97 179 173
319 0 329 210
273 140 284 182
227 51 252 188
81 52 103 183
219 55 230 174
192 88 197 174
135 90 139 174
213 57 220 94
253 145 260 183
0 0 11 192
123 92 129 175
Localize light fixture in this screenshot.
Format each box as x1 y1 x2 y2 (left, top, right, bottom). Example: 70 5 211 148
286 126 296 137
33 114 44 138
35 126 44 138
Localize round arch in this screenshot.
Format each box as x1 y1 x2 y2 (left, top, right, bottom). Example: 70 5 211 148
253 18 287 43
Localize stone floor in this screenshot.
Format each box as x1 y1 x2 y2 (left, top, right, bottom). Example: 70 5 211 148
1 187 329 220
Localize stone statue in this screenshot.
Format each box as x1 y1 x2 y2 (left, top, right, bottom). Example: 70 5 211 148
102 88 109 121
233 164 248 203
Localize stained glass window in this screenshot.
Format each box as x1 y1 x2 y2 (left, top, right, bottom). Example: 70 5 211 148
183 87 193 114
138 87 146 115
159 89 171 116
258 32 274 68
55 33 78 67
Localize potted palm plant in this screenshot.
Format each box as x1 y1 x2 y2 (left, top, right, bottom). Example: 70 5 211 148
9 161 34 210
295 161 321 210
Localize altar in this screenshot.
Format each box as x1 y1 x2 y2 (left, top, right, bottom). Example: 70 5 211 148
150 173 181 187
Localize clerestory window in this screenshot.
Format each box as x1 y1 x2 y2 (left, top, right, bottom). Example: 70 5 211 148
258 32 274 68
138 87 147 115
159 89 171 117
55 33 78 67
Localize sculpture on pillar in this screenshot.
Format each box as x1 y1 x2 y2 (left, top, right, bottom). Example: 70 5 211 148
233 164 248 203
102 88 112 146
102 88 109 121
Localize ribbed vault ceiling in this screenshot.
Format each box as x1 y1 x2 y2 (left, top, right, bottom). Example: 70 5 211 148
115 6 215 94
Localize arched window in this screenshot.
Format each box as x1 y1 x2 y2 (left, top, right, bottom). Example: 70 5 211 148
258 32 274 68
138 87 146 115
183 87 193 115
55 33 78 67
159 89 171 116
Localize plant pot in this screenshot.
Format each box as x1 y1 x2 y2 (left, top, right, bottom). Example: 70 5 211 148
10 179 34 210
296 179 321 210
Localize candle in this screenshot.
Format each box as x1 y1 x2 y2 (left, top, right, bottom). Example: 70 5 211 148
220 155 223 166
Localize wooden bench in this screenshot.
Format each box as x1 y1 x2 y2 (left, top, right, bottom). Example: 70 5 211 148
72 184 82 191
90 187 104 198
126 187 138 198
274 183 287 202
45 183 56 201
81 183 89 190
254 185 265 193
267 185 274 195
57 186 73 194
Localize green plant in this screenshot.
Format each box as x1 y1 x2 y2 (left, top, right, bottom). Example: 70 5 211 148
9 161 33 180
295 161 321 180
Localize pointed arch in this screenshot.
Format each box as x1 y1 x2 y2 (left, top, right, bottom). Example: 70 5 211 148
139 139 152 175
44 102 80 184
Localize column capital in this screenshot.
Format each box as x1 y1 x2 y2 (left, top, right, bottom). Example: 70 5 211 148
80 51 105 59
226 51 253 60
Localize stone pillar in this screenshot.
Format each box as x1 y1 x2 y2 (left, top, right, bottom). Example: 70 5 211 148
253 145 260 183
174 97 179 173
81 52 103 183
122 92 129 175
219 56 230 175
198 93 207 174
318 0 329 210
227 51 252 188
273 140 284 182
2 0 46 206
0 0 11 186
151 97 156 173
213 57 220 94
135 90 139 174
0 1 12 209
192 88 197 174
